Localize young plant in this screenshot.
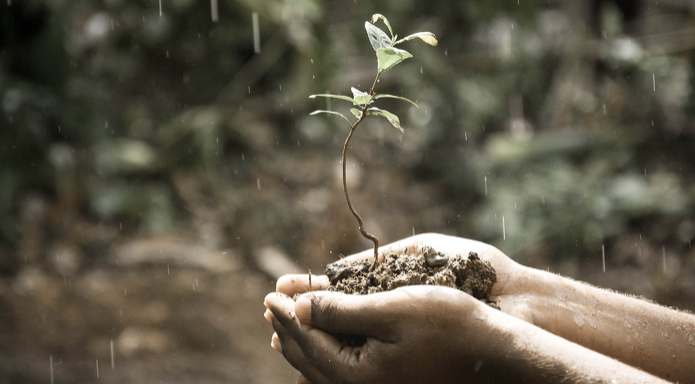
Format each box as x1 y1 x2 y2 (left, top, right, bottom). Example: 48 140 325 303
309 14 438 263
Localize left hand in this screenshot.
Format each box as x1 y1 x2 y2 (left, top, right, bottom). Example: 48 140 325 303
264 285 508 384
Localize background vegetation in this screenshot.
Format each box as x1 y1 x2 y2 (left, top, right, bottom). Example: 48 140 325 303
1 0 694 382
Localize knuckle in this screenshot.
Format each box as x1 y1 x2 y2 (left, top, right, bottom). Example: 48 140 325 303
319 296 343 329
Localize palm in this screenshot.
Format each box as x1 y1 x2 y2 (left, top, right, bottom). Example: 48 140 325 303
276 233 531 322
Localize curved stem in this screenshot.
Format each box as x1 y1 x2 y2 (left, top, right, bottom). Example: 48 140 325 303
343 115 379 264
341 72 381 264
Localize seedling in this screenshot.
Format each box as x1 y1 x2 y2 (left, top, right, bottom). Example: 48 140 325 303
309 14 438 263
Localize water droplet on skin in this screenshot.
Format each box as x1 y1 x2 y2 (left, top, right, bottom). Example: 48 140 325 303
573 313 584 327
661 330 670 339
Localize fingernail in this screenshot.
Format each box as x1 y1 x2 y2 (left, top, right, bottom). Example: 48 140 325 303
264 309 273 323
295 296 312 324
271 333 283 354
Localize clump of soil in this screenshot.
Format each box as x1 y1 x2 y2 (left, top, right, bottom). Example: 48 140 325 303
325 246 498 308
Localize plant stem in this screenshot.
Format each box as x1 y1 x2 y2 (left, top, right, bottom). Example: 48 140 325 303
369 71 382 94
342 74 381 264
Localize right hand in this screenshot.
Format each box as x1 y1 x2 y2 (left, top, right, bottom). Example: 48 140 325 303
276 233 534 323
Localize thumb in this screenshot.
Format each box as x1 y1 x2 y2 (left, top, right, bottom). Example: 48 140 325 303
294 292 395 338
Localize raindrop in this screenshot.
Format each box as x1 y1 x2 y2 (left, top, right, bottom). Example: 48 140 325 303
96 359 99 378
484 176 488 196
662 246 666 273
603 104 607 114
58 126 61 132
279 84 282 91
248 86 251 94
211 0 219 22
50 355 54 384
111 340 115 369
412 227 415 236
602 244 606 273
502 216 506 240
464 132 468 141
159 0 162 17
242 153 245 161
120 222 122 231
321 239 325 251
420 67 423 74
166 50 169 58
653 73 656 92
310 58 314 64
252 12 261 53
257 178 261 190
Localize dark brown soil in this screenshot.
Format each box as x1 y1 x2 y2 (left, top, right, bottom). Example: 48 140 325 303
325 246 499 308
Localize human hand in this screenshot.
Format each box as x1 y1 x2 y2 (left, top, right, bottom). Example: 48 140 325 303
277 233 533 322
264 285 510 384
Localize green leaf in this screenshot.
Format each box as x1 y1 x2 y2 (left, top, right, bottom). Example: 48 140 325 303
376 47 413 72
367 107 403 132
370 14 394 39
365 22 392 51
310 110 352 125
394 32 438 46
350 108 362 118
309 94 357 104
350 87 372 106
373 94 419 108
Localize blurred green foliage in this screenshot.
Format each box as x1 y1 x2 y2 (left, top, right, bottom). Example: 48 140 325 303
1 0 694 269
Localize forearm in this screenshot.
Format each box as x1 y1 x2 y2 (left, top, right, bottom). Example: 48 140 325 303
510 266 695 383
478 307 671 384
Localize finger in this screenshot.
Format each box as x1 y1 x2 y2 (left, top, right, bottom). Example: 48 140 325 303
271 332 282 353
293 292 395 338
297 374 311 384
271 315 336 384
277 274 331 296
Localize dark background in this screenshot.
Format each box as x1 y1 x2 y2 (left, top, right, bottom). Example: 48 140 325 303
1 0 694 383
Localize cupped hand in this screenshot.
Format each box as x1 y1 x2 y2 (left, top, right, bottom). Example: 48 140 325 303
264 285 510 384
276 233 534 322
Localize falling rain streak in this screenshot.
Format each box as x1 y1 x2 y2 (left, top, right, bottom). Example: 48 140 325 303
662 246 666 273
210 0 218 22
110 339 115 369
50 355 54 384
484 176 488 196
159 0 162 17
502 216 506 240
252 12 261 54
602 244 606 273
96 359 100 378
